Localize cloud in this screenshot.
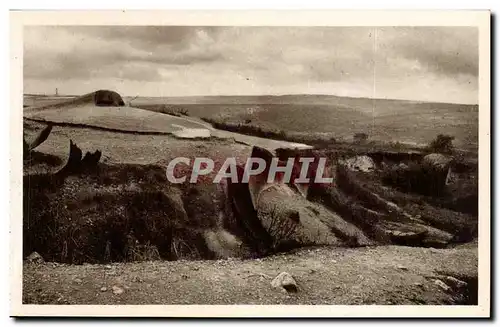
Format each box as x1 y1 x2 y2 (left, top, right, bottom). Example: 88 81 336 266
67 26 221 48
23 26 224 81
376 27 478 77
23 26 479 104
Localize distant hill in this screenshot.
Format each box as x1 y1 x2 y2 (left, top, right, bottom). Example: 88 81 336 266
24 93 478 151
128 94 477 149
129 94 477 113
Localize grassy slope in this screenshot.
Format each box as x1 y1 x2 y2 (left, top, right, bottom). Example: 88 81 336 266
130 95 478 150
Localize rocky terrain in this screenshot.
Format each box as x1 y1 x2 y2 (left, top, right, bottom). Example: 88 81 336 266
23 243 477 305
20 91 480 306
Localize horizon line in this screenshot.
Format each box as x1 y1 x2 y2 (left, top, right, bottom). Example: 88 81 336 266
23 92 479 106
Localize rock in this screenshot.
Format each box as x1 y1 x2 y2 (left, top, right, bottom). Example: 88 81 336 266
344 155 376 173
271 272 298 293
423 153 452 170
397 265 408 271
112 285 124 295
388 230 426 243
434 279 451 291
26 252 44 264
74 278 83 283
100 287 107 292
398 163 409 169
422 239 450 249
444 276 468 289
132 276 144 283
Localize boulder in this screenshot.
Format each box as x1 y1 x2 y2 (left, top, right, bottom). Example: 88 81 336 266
112 285 124 295
443 276 468 289
271 272 298 293
26 251 44 264
344 155 375 173
423 153 452 170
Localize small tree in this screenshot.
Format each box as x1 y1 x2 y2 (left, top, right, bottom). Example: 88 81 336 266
353 132 368 144
428 134 454 154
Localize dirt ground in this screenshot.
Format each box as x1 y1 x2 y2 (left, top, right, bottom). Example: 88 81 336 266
23 120 251 168
23 243 478 305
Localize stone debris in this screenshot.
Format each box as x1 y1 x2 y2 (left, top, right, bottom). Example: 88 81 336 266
271 272 298 293
344 155 376 173
434 279 451 292
444 276 468 289
112 285 124 295
423 153 452 170
26 252 44 264
132 276 144 283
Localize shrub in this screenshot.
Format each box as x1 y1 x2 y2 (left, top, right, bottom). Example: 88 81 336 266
200 117 337 148
156 105 189 117
381 162 448 197
261 204 299 252
178 108 189 116
353 132 369 144
428 134 455 154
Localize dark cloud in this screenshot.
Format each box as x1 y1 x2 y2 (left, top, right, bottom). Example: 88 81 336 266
120 48 224 66
24 26 225 80
378 27 478 77
23 26 479 103
46 26 221 49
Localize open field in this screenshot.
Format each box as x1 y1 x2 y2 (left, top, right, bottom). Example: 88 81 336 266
25 94 478 150
129 95 478 150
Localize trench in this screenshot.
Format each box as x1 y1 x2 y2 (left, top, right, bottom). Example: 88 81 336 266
23 159 279 264
23 167 478 266
23 129 478 266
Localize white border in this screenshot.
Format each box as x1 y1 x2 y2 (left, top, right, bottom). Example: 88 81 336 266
9 9 491 318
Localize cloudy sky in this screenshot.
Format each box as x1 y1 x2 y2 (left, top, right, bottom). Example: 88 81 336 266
24 26 478 104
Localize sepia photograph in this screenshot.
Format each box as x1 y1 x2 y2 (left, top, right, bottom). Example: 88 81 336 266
10 10 490 318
